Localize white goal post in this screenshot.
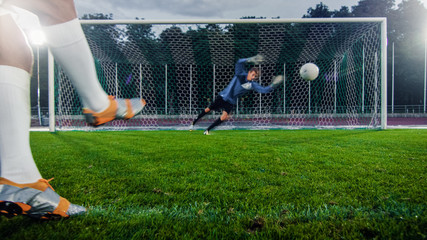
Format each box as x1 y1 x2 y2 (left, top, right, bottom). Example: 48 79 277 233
48 18 387 131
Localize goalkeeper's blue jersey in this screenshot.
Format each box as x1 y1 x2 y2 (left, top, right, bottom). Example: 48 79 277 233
219 58 273 105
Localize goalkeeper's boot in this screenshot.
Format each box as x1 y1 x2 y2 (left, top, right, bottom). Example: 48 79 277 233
203 130 210 135
0 177 86 219
83 95 146 126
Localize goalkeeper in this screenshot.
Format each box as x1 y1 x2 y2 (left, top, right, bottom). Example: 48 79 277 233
191 55 283 135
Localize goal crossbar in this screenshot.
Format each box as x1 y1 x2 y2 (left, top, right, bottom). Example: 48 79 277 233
79 17 387 25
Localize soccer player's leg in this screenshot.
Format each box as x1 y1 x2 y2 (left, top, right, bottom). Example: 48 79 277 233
10 0 146 126
0 7 33 73
0 10 85 219
0 11 43 184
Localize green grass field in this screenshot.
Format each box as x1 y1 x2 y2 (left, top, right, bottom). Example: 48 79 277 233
0 129 426 239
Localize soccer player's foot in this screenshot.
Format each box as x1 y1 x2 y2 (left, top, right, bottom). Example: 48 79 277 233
189 124 194 131
83 95 146 126
203 130 210 135
0 177 55 192
0 177 86 220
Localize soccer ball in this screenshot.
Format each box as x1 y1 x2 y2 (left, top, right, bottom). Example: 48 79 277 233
300 63 319 81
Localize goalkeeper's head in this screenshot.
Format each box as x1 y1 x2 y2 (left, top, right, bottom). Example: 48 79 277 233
247 67 259 81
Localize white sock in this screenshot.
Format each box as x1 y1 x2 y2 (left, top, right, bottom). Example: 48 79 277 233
0 65 42 183
43 18 109 112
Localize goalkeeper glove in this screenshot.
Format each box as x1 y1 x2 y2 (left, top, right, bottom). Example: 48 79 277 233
270 75 284 88
247 54 264 65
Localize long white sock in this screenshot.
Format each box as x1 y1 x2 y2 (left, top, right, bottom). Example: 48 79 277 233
43 18 109 112
0 65 42 183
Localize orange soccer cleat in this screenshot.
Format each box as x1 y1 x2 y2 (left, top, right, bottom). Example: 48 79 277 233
0 177 86 220
83 95 146 126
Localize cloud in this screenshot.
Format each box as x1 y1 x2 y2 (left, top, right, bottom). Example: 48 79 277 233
76 0 272 19
74 0 371 20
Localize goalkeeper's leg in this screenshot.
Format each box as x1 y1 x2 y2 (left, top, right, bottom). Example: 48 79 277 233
192 96 225 128
204 111 228 135
192 108 211 126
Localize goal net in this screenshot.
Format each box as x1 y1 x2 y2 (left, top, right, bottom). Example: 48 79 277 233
51 18 387 131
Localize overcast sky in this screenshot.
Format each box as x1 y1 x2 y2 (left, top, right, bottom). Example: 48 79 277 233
74 0 415 20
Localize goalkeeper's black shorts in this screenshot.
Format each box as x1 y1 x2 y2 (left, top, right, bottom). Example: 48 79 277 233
208 96 234 114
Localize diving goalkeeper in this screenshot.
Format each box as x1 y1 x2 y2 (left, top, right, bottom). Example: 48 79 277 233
191 55 283 135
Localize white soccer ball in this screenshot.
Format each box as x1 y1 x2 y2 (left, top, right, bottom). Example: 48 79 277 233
300 63 319 81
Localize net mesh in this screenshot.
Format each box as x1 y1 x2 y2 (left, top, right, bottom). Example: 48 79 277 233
54 20 383 130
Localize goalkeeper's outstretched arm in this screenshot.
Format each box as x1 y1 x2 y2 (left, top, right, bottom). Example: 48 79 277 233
251 81 274 94
251 75 284 94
